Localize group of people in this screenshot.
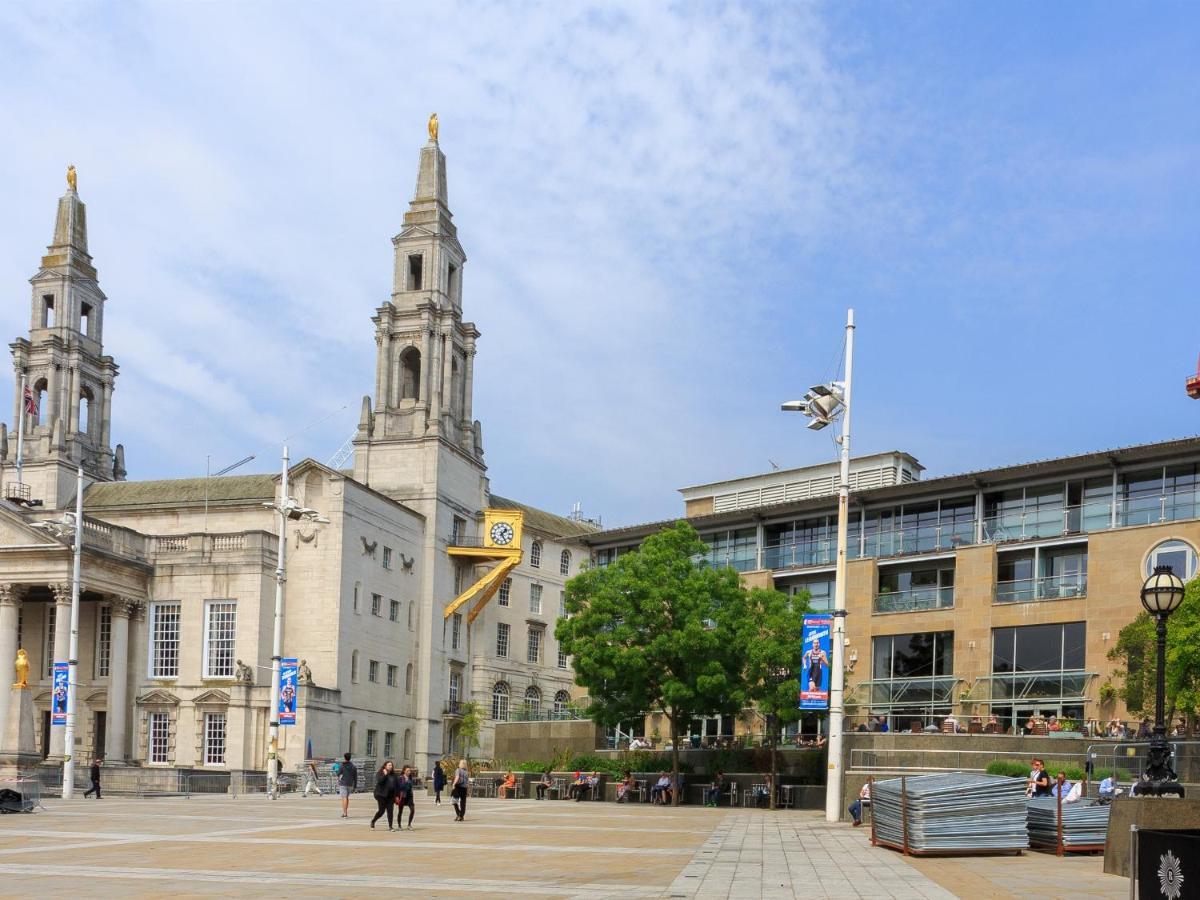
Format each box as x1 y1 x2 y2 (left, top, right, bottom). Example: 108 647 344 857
354 757 470 829
650 772 682 805
1025 757 1083 802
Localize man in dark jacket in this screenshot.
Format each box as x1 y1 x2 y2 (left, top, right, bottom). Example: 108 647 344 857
84 757 103 799
336 752 357 818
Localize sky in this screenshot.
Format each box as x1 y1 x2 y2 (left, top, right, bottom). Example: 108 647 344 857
0 2 1196 528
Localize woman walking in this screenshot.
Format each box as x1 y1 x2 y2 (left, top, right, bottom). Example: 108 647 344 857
451 758 469 822
370 761 397 830
432 760 446 806
396 765 417 830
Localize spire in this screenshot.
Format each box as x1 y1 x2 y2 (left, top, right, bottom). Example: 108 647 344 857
412 133 449 212
43 164 93 276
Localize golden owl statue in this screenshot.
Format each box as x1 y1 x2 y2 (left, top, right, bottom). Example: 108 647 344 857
14 647 29 688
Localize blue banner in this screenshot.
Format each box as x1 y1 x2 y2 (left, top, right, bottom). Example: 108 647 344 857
799 615 832 711
51 661 68 725
279 658 298 725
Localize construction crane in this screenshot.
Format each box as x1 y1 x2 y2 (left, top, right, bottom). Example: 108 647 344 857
1189 354 1200 399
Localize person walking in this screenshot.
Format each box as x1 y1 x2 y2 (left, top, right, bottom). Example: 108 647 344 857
303 760 324 797
83 757 103 799
336 752 358 818
396 764 417 830
370 761 397 830
451 758 469 822
432 761 446 806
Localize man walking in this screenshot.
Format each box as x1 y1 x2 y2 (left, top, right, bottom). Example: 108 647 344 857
83 757 103 799
451 758 469 822
336 752 357 818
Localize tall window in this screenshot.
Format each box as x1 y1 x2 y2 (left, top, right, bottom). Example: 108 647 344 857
527 627 543 664
990 622 1088 727
203 601 237 678
529 583 542 615
558 646 568 669
95 605 111 678
403 728 412 760
498 578 511 606
390 599 400 622
384 732 395 758
149 602 181 678
496 623 510 658
387 664 398 687
405 663 414 694
524 685 541 716
399 347 421 401
368 660 379 683
366 729 377 758
353 581 361 614
530 541 542 568
148 712 170 763
870 631 955 723
449 670 461 705
492 681 510 720
43 604 56 677
553 690 571 716
408 601 414 630
559 591 567 619
351 650 360 683
382 547 393 569
560 549 571 575
451 516 466 544
451 613 462 650
203 713 226 766
371 593 382 616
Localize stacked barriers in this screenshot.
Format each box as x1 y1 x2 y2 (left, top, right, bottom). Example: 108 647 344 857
870 773 1029 855
1026 797 1109 855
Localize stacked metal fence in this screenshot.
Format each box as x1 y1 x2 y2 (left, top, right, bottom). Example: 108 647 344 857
1026 797 1110 853
871 773 1029 855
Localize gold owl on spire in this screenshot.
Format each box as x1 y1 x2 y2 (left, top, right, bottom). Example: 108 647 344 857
428 113 439 142
67 165 77 191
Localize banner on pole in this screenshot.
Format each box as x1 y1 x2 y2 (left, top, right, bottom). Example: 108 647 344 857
279 658 298 725
52 661 68 725
799 614 832 711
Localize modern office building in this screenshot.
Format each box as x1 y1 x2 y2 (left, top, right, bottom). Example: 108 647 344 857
584 439 1200 734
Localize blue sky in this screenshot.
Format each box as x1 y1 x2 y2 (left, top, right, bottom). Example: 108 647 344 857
0 2 1196 527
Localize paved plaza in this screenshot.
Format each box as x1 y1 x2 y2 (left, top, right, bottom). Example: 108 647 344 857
0 795 1125 898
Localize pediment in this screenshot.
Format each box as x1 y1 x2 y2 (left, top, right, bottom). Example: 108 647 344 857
0 506 65 550
84 689 108 705
136 688 180 706
193 689 230 705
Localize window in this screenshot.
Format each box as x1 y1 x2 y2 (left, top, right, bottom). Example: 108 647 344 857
348 721 357 755
524 686 541 716
553 690 571 716
451 516 466 545
558 646 568 669
447 262 459 300
496 623 510 658
451 613 462 650
491 681 510 720
399 348 421 401
408 601 414 630
498 578 511 606
449 670 461 705
351 650 360 683
382 547 393 569
530 541 542 568
203 713 226 766
529 583 542 615
148 712 170 763
371 593 382 617
876 564 955 613
202 601 237 678
1147 539 1198 581
560 549 571 575
95 605 111 678
996 546 1088 603
403 728 412 760
353 581 361 614
149 602 181 678
989 622 1088 724
366 729 377 758
407 254 423 290
384 732 395 758
405 663 414 694
368 660 379 683
43 604 56 677
387 664 398 687
42 294 55 328
869 631 956 724
992 622 1086 674
559 591 567 619
527 627 543 664
791 578 834 612
80 301 92 336
390 599 400 622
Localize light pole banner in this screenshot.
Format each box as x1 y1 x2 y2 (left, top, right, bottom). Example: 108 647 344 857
799 615 832 711
51 662 69 725
279 658 298 725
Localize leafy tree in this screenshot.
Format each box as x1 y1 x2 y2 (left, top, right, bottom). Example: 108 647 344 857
556 522 746 804
457 701 483 762
1109 578 1200 727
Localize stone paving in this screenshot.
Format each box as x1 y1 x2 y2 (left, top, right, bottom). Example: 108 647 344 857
0 794 1127 898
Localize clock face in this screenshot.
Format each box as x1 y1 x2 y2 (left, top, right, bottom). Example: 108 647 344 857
489 521 515 546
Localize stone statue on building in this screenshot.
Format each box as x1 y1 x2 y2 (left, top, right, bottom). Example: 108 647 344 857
298 659 313 685
235 659 253 684
13 648 29 688
428 113 438 142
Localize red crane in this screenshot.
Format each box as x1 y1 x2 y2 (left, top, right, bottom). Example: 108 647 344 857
1188 353 1200 399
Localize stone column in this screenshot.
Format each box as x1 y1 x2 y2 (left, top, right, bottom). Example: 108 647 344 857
48 583 72 758
419 323 433 416
462 343 475 428
440 333 453 423
373 333 387 412
105 597 137 762
0 585 22 739
99 379 112 448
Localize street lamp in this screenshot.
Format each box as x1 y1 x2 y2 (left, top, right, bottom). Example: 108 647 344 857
31 466 84 799
261 445 328 798
1133 565 1186 797
782 307 854 824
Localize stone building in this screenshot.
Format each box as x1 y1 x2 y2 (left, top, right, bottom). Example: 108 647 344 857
0 132 595 778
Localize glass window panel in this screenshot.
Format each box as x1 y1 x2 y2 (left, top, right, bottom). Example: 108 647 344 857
1013 623 1064 672
872 636 893 680
998 553 1035 582
992 627 1015 673
1062 622 1086 670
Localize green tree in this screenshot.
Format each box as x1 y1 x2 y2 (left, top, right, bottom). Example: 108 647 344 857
1109 578 1200 727
457 701 483 763
556 522 746 804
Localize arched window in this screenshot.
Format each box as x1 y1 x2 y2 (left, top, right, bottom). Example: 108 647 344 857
405 663 414 694
530 541 542 568
553 690 571 717
79 386 94 436
408 601 414 630
402 728 412 762
32 378 48 427
491 681 510 721
351 650 360 683
399 347 421 401
1147 539 1198 581
560 549 571 575
524 686 541 717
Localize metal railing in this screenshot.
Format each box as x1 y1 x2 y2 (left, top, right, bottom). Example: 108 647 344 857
995 573 1087 603
30 764 368 799
873 586 954 614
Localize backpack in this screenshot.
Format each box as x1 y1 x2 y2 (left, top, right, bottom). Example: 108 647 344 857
332 762 342 776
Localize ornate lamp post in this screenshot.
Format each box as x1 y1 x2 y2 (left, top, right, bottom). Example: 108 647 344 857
1133 565 1187 797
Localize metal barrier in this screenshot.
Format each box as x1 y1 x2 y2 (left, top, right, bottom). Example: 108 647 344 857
0 777 42 813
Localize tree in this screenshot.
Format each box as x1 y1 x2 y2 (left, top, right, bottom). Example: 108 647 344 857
456 701 483 763
724 586 808 808
556 522 746 804
1109 578 1200 727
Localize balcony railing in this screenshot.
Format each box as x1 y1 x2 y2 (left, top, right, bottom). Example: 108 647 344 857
873 586 954 614
444 699 464 716
763 539 836 570
995 573 1087 604
971 670 1094 703
856 521 976 558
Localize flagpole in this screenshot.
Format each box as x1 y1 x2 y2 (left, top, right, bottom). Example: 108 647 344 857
15 373 26 487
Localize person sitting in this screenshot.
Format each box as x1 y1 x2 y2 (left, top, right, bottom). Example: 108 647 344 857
849 781 870 826
616 770 635 803
498 770 517 799
1051 772 1081 802
650 772 670 805
1047 715 1061 733
753 775 773 809
983 715 1001 734
567 771 588 801
535 768 553 800
1023 715 1038 735
1099 773 1121 800
855 722 869 733
705 771 725 807
628 736 650 750
577 771 600 802
940 714 958 734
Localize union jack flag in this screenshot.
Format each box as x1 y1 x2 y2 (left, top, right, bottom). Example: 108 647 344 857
22 384 37 416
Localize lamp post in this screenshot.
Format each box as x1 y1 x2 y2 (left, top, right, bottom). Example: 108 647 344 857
32 466 84 798
782 307 854 823
1133 565 1186 797
262 446 327 798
